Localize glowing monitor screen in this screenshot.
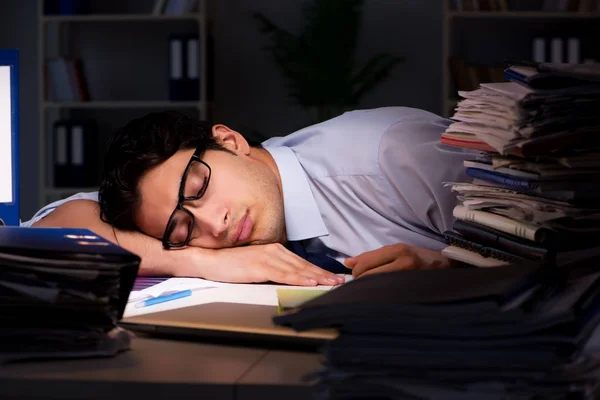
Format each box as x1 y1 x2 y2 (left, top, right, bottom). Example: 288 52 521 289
0 65 12 203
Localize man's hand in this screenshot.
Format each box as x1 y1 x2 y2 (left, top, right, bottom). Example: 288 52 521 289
178 243 346 286
344 243 451 278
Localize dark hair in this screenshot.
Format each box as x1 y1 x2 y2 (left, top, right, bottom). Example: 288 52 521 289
99 111 225 231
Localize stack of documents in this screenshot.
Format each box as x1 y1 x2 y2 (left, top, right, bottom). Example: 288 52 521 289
274 257 600 399
440 62 600 267
0 227 140 363
441 63 600 157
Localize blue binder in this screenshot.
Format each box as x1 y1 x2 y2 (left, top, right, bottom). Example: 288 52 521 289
0 226 141 320
168 34 200 101
0 49 19 226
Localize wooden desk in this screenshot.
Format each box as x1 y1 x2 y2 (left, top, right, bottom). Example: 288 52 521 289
0 336 322 400
237 350 323 400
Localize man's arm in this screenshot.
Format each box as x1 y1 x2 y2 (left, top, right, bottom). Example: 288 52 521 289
33 199 181 275
33 200 344 286
343 114 474 277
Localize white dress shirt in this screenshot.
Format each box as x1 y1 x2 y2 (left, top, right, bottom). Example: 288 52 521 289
21 191 99 227
262 107 477 263
22 107 477 263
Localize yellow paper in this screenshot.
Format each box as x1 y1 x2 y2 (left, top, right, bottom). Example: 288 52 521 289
276 288 328 313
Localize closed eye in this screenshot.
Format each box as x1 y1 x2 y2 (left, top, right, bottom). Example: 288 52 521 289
197 176 209 197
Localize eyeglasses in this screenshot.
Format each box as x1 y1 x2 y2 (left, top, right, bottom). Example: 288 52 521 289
162 146 211 249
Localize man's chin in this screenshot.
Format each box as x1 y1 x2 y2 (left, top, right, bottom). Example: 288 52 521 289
245 239 271 246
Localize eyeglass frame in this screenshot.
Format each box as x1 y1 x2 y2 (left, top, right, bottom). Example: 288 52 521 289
162 146 212 249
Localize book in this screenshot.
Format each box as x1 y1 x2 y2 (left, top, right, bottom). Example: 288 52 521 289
464 160 540 181
442 245 512 267
465 167 600 201
444 230 530 263
452 219 552 259
453 205 552 243
270 255 600 398
0 227 140 363
504 63 600 90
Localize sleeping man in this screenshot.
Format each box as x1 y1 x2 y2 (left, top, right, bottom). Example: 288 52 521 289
23 107 475 285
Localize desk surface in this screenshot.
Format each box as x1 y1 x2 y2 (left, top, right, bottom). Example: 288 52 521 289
0 336 322 400
237 350 323 400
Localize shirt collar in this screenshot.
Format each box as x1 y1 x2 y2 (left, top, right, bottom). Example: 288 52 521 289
264 146 329 241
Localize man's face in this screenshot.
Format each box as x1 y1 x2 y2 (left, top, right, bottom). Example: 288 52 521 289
134 126 285 249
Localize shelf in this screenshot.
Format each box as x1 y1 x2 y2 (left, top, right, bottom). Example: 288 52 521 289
42 13 203 22
43 101 204 109
449 11 600 18
38 3 210 211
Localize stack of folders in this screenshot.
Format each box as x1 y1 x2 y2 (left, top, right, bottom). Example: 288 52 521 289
441 62 600 267
274 258 600 399
0 227 140 364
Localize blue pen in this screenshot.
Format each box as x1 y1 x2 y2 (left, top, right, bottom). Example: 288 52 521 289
135 289 192 308
133 287 215 308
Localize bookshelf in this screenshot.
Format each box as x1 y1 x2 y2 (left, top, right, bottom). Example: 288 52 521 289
441 0 600 117
38 0 212 208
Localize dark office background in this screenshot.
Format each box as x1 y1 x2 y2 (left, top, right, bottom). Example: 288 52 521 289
0 0 598 221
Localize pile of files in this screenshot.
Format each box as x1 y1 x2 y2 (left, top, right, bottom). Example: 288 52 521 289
274 258 600 399
0 227 140 363
440 62 600 267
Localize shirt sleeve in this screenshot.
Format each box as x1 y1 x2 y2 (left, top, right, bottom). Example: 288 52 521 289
20 191 100 227
378 116 477 241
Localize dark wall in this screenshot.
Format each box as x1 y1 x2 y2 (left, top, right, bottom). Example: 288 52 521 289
212 0 443 138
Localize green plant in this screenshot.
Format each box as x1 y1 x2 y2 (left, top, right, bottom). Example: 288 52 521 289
253 0 404 123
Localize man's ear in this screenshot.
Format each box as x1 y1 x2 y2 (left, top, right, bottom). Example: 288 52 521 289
212 124 250 155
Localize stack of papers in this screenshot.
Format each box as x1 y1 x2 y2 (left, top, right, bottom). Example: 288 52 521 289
0 227 140 363
274 258 600 399
440 63 600 267
442 64 600 157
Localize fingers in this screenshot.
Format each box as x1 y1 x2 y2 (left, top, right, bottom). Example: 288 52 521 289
261 268 320 286
207 244 348 286
276 247 345 286
344 257 357 268
352 255 419 278
349 246 401 277
252 244 345 286
357 262 401 278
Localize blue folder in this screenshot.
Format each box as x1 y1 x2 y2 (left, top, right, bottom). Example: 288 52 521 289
0 227 137 261
0 226 141 319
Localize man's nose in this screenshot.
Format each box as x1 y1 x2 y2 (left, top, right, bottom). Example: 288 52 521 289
187 202 229 239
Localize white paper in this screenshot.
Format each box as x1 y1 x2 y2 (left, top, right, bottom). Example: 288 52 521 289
479 82 534 101
461 197 572 223
123 274 352 318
